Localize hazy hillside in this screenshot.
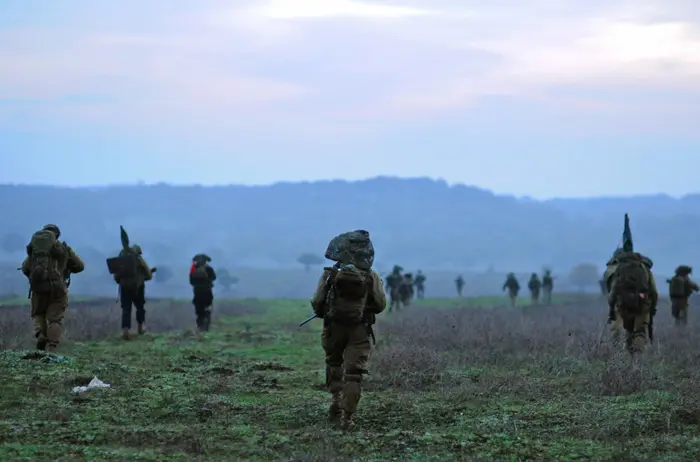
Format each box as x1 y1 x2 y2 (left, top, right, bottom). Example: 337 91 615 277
0 176 697 297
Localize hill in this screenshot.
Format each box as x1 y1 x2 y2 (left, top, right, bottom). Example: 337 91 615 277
0 177 698 296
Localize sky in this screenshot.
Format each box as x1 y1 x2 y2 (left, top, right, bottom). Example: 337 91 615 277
1 0 700 199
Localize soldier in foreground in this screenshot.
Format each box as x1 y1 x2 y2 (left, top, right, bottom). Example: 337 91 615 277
310 230 386 430
21 224 84 352
455 274 464 297
189 253 217 332
110 241 153 339
503 273 520 307
542 269 554 304
667 265 699 326
414 270 426 298
528 273 541 304
604 214 658 354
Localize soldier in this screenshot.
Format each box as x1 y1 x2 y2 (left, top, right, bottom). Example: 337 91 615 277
385 265 403 312
112 244 153 339
311 230 386 430
528 273 541 304
399 273 414 306
189 253 217 332
21 224 84 352
542 269 554 304
604 214 658 354
503 272 520 307
667 265 699 326
414 270 426 299
455 275 464 297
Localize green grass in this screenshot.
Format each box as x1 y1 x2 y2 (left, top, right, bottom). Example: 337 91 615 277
1 297 699 461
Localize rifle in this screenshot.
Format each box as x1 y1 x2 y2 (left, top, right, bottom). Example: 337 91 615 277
298 265 338 328
648 307 655 343
299 314 317 327
16 267 31 299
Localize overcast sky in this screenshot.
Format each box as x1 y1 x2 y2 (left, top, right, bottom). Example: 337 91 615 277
1 0 699 199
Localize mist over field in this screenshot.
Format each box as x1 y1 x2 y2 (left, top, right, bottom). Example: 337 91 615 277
1 177 698 298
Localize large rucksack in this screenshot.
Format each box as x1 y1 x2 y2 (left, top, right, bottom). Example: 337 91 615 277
26 229 65 294
190 263 211 287
327 264 370 324
669 276 687 298
612 254 651 309
106 248 139 289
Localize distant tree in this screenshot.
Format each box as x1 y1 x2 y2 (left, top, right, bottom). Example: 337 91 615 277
1 233 26 254
569 263 599 292
297 253 324 272
217 268 239 292
154 265 173 284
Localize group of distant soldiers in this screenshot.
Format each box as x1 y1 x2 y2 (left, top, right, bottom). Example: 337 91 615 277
500 270 555 306
18 224 217 351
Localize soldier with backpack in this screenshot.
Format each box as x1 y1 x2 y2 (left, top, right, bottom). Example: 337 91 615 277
110 244 153 339
310 230 387 430
21 224 84 352
667 265 699 326
604 214 658 354
189 253 217 332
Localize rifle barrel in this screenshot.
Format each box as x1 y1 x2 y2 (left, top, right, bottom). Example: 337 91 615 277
299 314 318 327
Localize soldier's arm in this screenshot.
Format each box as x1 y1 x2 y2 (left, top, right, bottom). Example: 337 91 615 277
65 247 85 274
139 257 153 281
310 269 331 316
21 256 31 277
207 266 217 281
690 279 699 292
366 271 387 314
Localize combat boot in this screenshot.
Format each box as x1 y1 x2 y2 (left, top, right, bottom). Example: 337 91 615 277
138 323 146 335
45 344 57 353
122 328 130 340
341 373 362 430
327 366 344 422
340 410 355 430
36 339 47 351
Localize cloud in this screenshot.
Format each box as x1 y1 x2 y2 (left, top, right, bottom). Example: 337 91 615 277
0 0 699 136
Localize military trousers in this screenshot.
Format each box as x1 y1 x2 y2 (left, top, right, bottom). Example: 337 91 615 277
322 321 372 415
120 284 146 329
614 300 651 353
31 287 69 350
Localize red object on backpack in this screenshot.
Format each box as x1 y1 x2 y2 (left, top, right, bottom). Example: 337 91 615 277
189 262 196 275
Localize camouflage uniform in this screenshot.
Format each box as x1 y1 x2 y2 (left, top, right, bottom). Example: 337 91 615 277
385 266 403 312
414 271 426 299
542 270 553 304
399 273 414 306
455 275 464 297
503 273 520 307
21 224 84 352
190 254 217 332
668 265 699 326
528 273 541 304
605 251 658 353
114 245 153 338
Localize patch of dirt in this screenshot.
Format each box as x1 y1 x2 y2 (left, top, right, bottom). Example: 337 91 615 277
251 361 293 372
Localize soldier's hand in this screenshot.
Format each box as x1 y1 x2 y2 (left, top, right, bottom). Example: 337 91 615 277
151 267 157 273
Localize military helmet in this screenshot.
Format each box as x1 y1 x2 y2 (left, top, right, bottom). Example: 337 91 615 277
131 244 142 254
42 224 60 238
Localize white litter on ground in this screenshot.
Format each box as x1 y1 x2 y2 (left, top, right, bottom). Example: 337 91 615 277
72 376 111 393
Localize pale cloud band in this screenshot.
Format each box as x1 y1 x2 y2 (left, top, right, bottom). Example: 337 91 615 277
1 0 699 135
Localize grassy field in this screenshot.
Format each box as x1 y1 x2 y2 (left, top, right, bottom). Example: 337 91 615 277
1 294 700 461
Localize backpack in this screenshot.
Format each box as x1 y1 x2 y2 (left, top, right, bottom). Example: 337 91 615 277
107 249 139 289
669 276 687 298
27 229 65 294
612 254 651 309
327 264 370 324
190 263 210 287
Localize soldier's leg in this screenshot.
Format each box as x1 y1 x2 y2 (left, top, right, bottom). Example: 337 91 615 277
322 322 346 422
120 288 134 338
341 324 372 429
629 311 650 353
135 285 146 334
678 299 689 325
30 294 49 350
44 292 68 352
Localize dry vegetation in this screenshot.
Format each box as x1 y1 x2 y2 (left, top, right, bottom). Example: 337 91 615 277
1 295 699 460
